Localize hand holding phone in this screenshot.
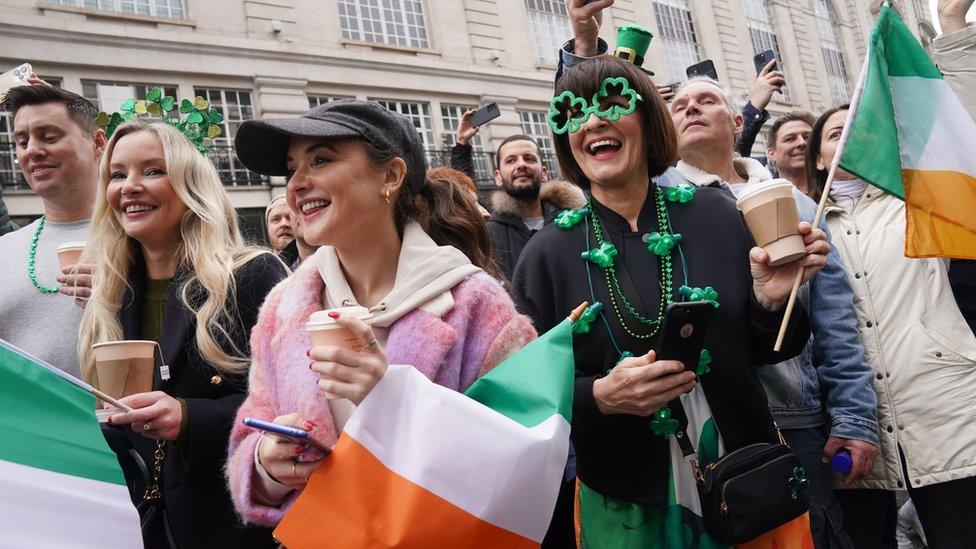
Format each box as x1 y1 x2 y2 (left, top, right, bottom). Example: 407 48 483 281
244 416 330 453
754 50 777 75
0 63 32 102
654 301 713 373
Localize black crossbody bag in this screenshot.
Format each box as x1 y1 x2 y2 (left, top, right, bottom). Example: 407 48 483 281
671 401 810 543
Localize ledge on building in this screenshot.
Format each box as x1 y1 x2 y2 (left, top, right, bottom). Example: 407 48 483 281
37 3 197 28
340 38 440 57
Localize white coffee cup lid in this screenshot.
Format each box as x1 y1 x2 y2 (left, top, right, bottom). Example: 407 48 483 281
56 241 87 251
306 306 373 330
734 178 794 205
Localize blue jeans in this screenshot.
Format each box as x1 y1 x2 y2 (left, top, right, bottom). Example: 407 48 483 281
782 427 854 549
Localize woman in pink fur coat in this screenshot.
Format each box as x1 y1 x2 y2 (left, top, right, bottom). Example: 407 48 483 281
225 100 536 525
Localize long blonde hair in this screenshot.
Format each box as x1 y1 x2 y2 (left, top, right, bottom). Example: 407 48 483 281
78 120 273 383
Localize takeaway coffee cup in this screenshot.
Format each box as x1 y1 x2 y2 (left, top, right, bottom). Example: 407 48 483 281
91 340 156 402
305 306 375 352
735 179 806 267
56 241 87 271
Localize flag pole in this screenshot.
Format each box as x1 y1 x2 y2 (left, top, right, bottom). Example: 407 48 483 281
772 51 870 351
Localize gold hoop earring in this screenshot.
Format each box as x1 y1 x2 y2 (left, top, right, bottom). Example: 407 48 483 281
385 190 391 205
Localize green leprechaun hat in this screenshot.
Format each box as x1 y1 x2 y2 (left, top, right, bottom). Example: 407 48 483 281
613 24 654 76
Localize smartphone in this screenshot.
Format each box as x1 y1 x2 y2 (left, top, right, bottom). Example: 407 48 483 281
754 49 777 74
655 301 713 372
0 63 31 102
686 59 718 80
469 102 500 128
243 417 330 452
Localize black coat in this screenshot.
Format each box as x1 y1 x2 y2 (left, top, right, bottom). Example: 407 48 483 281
512 179 810 506
113 252 286 549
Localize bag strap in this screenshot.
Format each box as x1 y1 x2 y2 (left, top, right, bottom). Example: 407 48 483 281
668 398 706 484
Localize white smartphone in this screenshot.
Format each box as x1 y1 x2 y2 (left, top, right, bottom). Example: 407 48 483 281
0 63 32 101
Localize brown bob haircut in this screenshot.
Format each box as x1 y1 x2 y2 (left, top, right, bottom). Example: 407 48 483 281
553 55 678 188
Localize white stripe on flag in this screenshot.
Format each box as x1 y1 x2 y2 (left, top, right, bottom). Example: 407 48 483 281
0 458 142 548
346 364 571 543
890 76 976 176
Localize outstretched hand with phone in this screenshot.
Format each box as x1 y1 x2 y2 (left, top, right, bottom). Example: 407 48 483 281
751 59 787 111
456 109 481 146
565 0 614 57
592 351 696 416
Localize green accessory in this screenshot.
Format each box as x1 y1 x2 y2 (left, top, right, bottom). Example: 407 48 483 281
547 76 643 134
572 302 604 335
788 467 809 500
95 87 224 155
591 77 642 122
555 207 590 230
680 285 720 308
649 405 679 437
613 24 654 76
664 183 696 204
581 242 618 269
697 348 712 376
27 216 61 294
644 231 682 256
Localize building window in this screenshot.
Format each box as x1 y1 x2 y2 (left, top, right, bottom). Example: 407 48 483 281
517 110 559 177
653 0 702 83
813 0 851 104
743 0 791 102
194 88 266 186
440 104 494 184
339 0 429 49
308 95 354 108
43 0 185 19
524 0 573 66
82 81 179 112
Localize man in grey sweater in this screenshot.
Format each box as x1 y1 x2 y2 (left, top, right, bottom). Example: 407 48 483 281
0 85 105 377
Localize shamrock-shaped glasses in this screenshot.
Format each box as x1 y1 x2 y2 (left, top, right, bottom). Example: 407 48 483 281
548 76 644 135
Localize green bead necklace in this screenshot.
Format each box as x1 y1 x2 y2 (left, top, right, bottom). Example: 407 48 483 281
27 215 61 294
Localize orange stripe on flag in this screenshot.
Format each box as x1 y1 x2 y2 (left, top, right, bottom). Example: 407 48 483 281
273 435 537 549
902 169 976 259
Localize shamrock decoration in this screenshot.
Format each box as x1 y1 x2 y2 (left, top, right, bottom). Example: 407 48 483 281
644 231 682 256
581 242 618 269
591 76 642 122
788 467 809 500
572 302 604 335
548 91 591 135
679 285 720 308
95 88 224 156
177 96 225 153
697 348 712 376
554 207 590 230
664 183 697 204
650 405 679 437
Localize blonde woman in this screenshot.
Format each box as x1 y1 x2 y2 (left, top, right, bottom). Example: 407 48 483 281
78 120 285 549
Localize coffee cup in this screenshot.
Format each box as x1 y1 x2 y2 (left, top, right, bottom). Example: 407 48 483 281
91 340 156 402
56 241 87 271
305 306 374 352
735 179 806 267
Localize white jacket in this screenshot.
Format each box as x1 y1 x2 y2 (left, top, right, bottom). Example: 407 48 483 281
825 188 976 489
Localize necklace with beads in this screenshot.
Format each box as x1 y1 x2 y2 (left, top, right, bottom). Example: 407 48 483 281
27 215 61 294
557 182 719 438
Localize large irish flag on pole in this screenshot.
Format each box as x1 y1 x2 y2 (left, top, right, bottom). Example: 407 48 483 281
839 4 976 259
274 310 577 548
0 339 142 548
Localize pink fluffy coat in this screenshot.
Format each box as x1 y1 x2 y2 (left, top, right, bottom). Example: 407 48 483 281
225 260 537 526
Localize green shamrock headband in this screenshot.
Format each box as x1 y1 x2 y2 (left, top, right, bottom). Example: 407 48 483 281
94 87 224 155
548 76 643 135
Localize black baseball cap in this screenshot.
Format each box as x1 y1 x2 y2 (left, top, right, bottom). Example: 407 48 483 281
234 99 427 193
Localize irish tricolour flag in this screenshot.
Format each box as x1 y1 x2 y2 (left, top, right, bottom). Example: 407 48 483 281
839 4 976 259
274 312 576 547
0 339 142 547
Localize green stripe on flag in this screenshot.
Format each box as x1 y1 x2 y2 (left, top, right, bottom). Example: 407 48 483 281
464 317 575 428
0 343 127 485
876 7 942 80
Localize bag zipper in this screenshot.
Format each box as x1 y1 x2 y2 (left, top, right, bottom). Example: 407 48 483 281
719 454 796 515
703 443 785 491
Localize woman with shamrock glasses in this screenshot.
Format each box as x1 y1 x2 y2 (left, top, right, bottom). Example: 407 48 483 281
78 117 286 549
512 55 830 546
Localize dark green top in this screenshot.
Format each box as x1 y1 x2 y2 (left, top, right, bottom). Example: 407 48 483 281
140 278 170 343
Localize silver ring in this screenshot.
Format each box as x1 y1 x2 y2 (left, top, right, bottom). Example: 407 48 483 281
365 339 379 350
142 423 152 432
292 462 298 478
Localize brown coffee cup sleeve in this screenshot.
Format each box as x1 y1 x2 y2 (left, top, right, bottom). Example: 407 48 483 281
743 197 800 246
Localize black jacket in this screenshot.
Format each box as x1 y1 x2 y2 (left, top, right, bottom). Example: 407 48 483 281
114 252 286 549
512 180 810 506
487 180 586 282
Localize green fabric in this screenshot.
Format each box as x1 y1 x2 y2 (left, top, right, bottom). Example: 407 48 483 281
140 278 170 343
0 341 127 485
699 418 720 466
579 482 727 549
464 316 575 427
838 5 939 200
616 25 653 57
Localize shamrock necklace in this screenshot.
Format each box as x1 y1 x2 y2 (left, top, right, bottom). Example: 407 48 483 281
27 215 61 294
